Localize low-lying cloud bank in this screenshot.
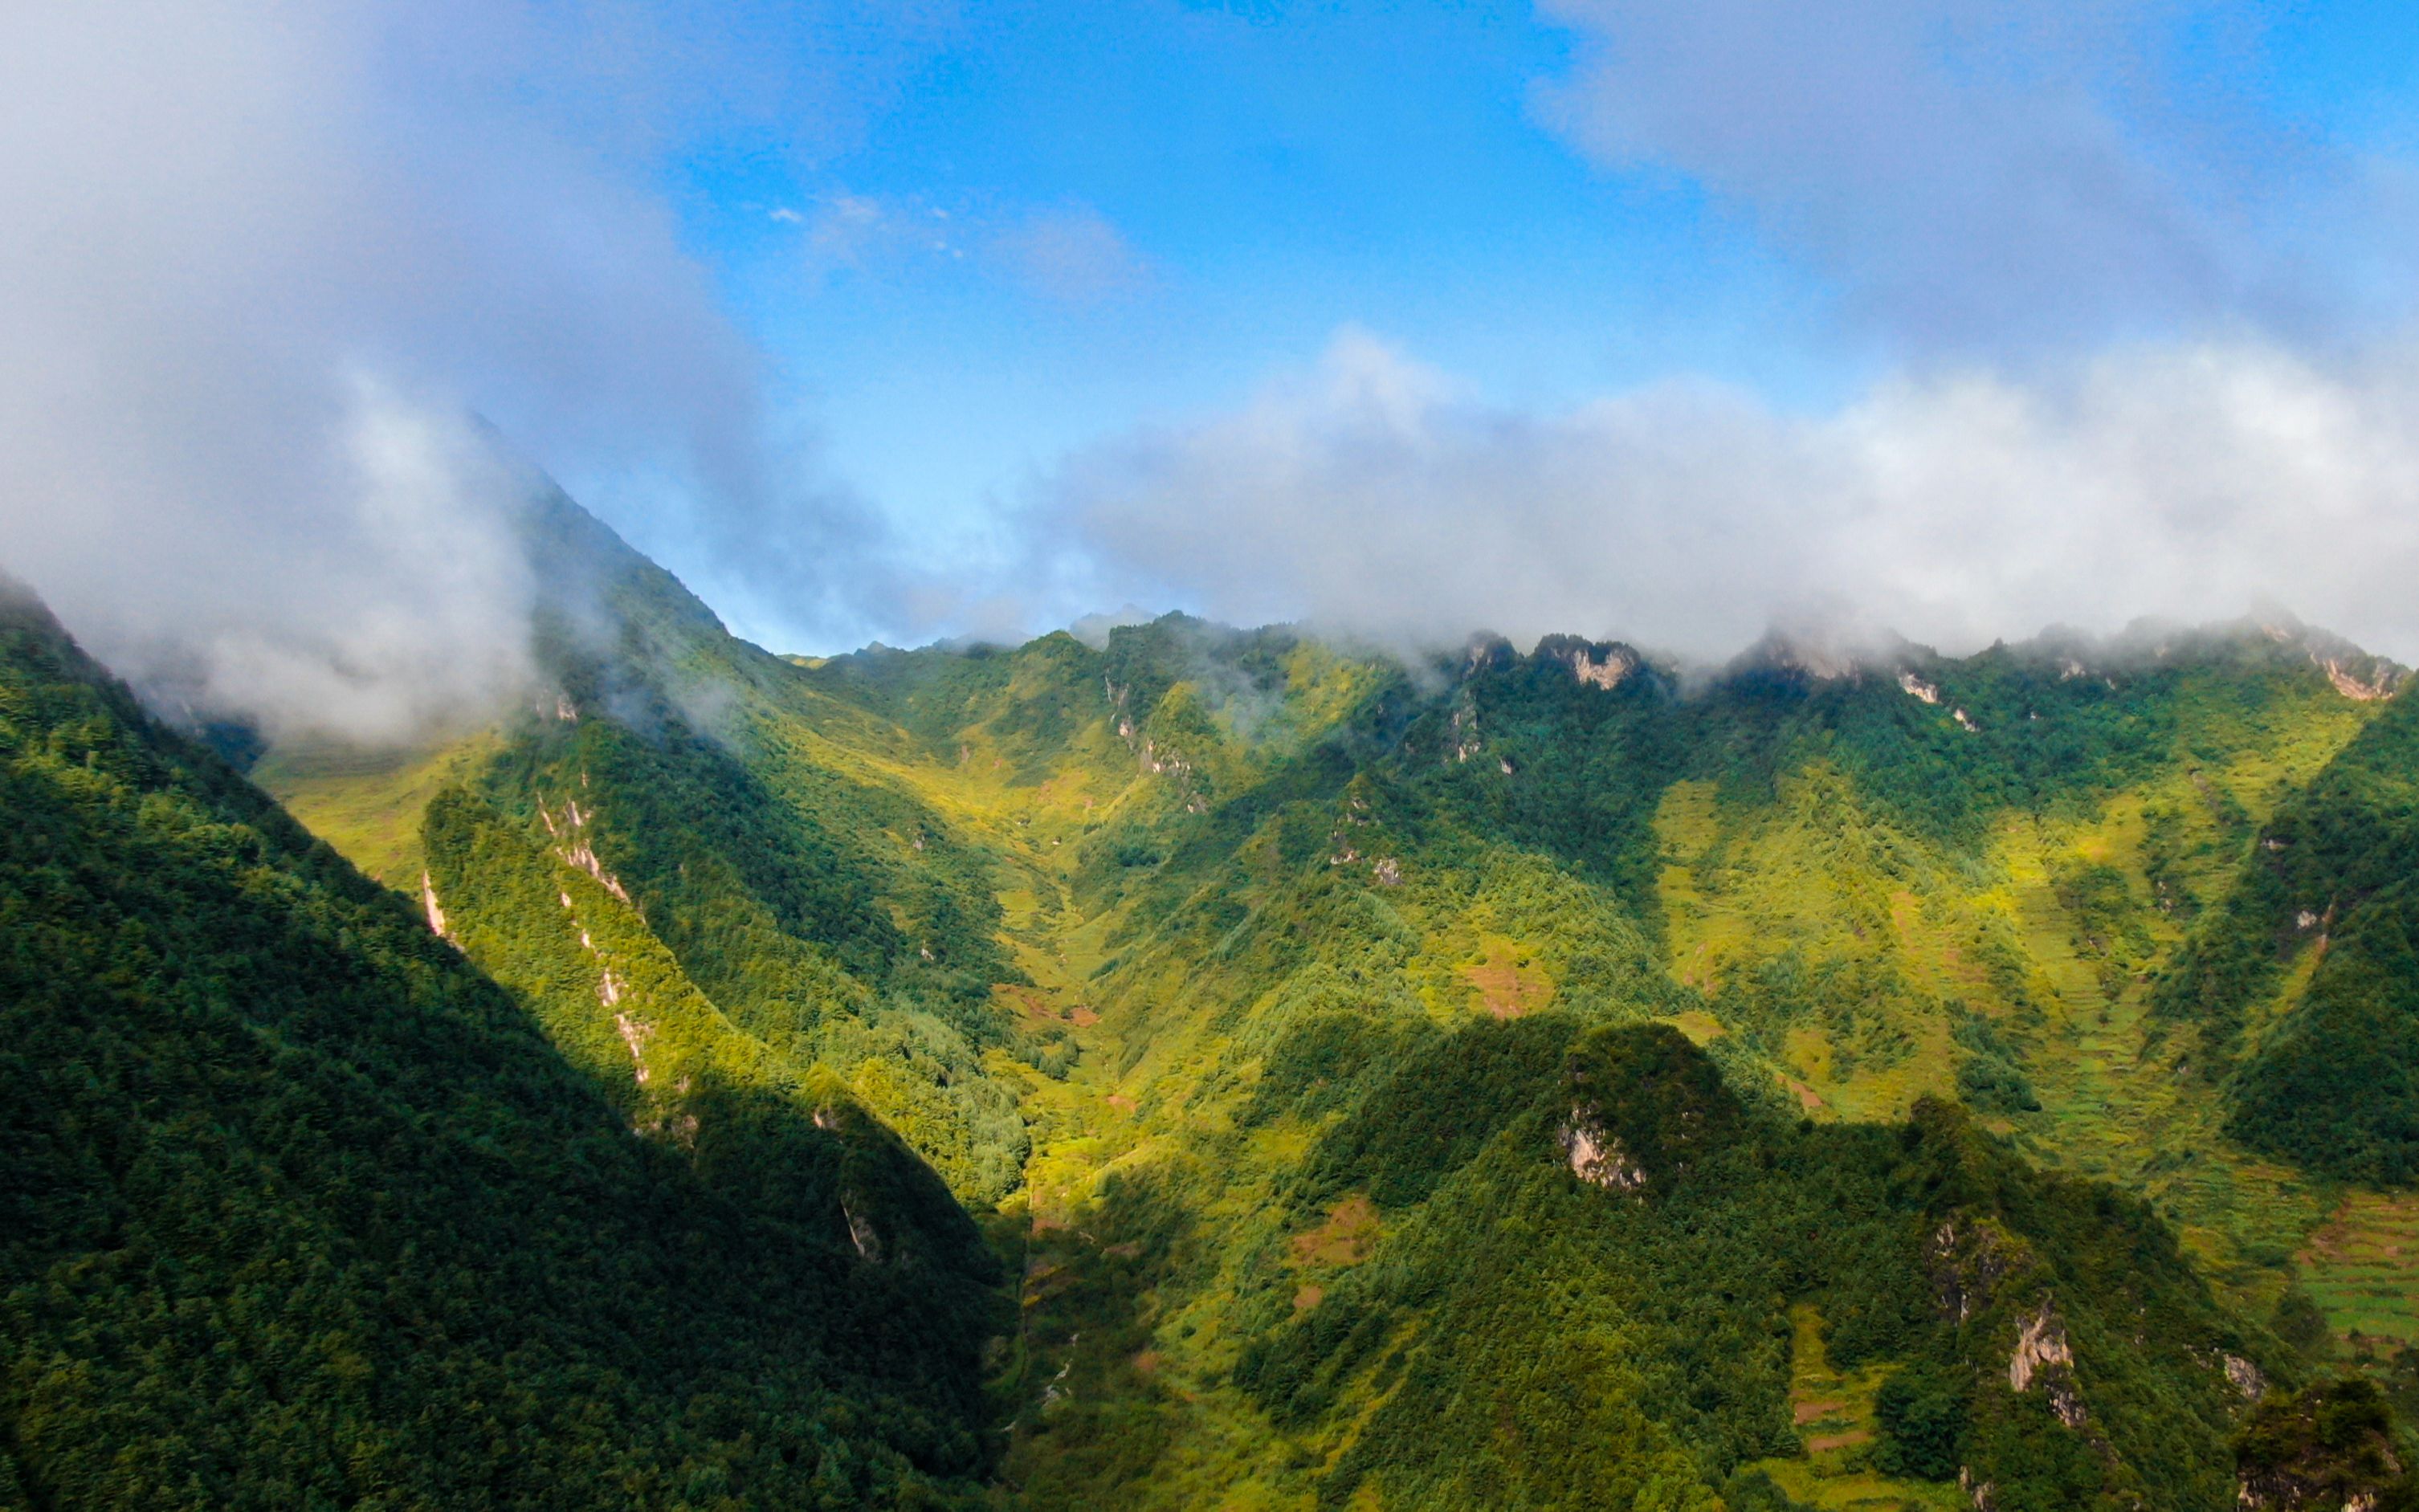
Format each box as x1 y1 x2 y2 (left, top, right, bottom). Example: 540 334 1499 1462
1039 328 2419 665
1025 0 2419 666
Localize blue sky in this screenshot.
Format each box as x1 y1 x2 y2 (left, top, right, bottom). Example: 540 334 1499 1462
647 0 2419 563
675 2 1849 532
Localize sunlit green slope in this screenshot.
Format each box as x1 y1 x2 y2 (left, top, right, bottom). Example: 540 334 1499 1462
787 614 2419 1507
244 492 2419 1509
0 581 1004 1510
268 491 1044 1208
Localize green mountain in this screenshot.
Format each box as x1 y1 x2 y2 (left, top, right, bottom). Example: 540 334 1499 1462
0 580 1003 1509
17 487 2419 1510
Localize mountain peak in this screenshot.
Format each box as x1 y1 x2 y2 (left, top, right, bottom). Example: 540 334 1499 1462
1724 622 1925 683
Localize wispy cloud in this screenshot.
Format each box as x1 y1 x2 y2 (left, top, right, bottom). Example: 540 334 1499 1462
791 190 1150 302
1534 0 2413 353
800 190 962 275
991 204 1154 303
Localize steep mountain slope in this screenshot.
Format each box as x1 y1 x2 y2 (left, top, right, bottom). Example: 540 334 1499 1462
1232 1029 2266 1512
2158 682 2419 1184
230 491 2419 1508
0 581 1004 1509
268 492 1038 1208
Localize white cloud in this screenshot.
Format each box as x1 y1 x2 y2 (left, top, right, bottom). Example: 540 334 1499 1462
0 0 895 739
1038 327 2419 662
182 382 545 743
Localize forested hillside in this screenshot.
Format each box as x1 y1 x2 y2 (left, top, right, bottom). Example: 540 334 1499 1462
2157 682 2419 1184
802 613 2416 1509
0 580 1005 1509
45 488 2419 1510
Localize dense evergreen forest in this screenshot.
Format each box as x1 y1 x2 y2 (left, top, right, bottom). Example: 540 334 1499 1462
12 491 2419 1508
0 581 1003 1509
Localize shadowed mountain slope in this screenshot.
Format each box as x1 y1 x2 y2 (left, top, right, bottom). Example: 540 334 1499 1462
0 580 1005 1510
